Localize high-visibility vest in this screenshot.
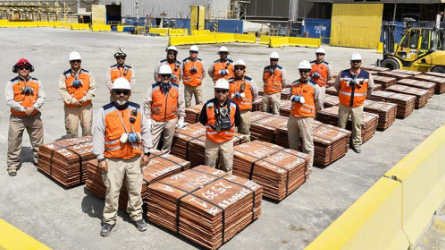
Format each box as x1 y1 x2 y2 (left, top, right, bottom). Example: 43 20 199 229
159 59 181 84
338 69 370 107
182 58 204 87
150 82 180 122
204 100 237 143
263 65 284 94
290 79 318 118
109 64 133 83
10 76 40 116
212 59 234 82
229 76 254 111
63 68 92 107
310 60 330 87
104 102 143 159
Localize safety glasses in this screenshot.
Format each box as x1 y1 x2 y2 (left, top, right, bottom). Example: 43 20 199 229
115 56 126 60
115 90 129 95
299 70 310 74
160 74 171 78
270 59 278 62
168 52 176 55
190 51 198 54
234 67 245 71
215 89 228 94
351 60 362 63
18 67 30 71
70 60 81 63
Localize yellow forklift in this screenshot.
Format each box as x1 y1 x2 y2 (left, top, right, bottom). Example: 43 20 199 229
378 16 445 73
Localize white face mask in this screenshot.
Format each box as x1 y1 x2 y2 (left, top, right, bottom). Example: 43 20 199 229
116 100 127 106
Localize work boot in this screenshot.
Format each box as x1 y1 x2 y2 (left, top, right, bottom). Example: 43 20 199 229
100 223 115 237
8 170 17 177
352 145 361 154
134 219 147 232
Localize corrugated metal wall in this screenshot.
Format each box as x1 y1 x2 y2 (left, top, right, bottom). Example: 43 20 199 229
330 3 383 49
246 0 290 19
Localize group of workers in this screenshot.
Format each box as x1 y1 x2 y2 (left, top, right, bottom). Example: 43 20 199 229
5 44 374 237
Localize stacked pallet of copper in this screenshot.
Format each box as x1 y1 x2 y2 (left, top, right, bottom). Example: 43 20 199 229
391 69 422 77
361 66 389 72
363 100 397 130
316 106 379 143
38 136 94 188
252 96 263 111
279 100 292 117
232 141 309 201
259 88 292 100
147 165 263 250
250 111 289 142
369 91 416 118
171 123 246 167
85 151 191 209
378 71 412 81
372 76 397 90
425 71 445 78
396 79 435 98
184 103 204 124
275 121 351 166
386 85 429 109
324 94 340 108
412 74 445 94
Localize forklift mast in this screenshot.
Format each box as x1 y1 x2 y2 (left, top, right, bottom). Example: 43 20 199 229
382 22 396 54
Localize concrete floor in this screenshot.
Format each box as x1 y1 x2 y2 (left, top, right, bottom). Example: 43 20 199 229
0 28 444 250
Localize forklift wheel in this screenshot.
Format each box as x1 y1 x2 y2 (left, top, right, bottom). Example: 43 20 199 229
380 58 399 70
431 66 445 73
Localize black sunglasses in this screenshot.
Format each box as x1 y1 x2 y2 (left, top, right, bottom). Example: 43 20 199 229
190 51 198 54
299 70 310 73
70 60 81 63
351 60 362 63
115 90 129 95
168 52 176 55
219 52 228 55
18 67 30 71
316 53 325 55
270 59 278 62
234 67 245 71
160 74 171 78
116 56 126 60
215 89 228 94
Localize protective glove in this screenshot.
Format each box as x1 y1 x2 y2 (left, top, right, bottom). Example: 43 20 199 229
232 92 241 99
219 69 227 75
176 118 185 129
240 92 246 98
312 72 321 78
290 95 301 102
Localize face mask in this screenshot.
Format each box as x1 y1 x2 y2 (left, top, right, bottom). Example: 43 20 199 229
116 100 127 105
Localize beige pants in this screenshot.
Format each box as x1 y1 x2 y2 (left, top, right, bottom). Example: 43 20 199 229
102 156 143 225
338 104 363 147
64 104 93 138
238 110 251 142
184 84 203 107
287 116 314 169
319 86 326 110
262 92 281 115
7 113 44 171
205 139 233 174
151 118 177 154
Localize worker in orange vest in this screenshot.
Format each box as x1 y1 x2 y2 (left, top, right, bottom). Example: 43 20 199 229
208 46 234 83
58 51 97 138
228 59 258 142
334 53 374 153
288 61 322 172
93 77 152 237
262 51 287 114
106 48 135 101
153 46 182 84
182 45 206 107
144 65 185 154
310 48 333 109
5 58 46 177
200 79 241 174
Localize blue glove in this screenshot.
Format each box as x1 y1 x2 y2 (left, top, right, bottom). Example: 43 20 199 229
312 72 321 78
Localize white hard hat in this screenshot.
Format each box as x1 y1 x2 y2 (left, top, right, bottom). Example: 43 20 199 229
189 45 199 52
270 52 279 59
69 51 81 61
112 77 131 90
233 59 246 67
214 79 229 90
315 48 326 54
218 46 229 54
159 64 172 75
166 46 178 53
298 60 312 70
351 52 362 61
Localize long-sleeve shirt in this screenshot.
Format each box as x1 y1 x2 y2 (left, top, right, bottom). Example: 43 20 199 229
106 64 136 90
58 68 97 105
93 102 152 160
5 75 46 112
143 82 186 120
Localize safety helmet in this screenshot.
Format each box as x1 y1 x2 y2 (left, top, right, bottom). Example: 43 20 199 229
270 52 279 59
159 64 173 75
114 48 127 58
112 77 131 90
166 46 178 54
233 59 247 71
12 58 34 73
189 45 199 52
214 79 229 90
298 60 312 70
315 48 326 54
218 46 229 54
69 51 81 61
350 52 362 61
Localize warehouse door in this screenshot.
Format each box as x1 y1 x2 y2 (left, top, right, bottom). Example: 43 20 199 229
330 4 383 48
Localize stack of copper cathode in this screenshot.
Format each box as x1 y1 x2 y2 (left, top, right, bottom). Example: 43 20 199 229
85 151 191 209
372 76 397 90
38 136 95 188
396 79 435 98
231 141 309 201
184 103 204 124
362 100 397 130
412 74 445 94
386 85 429 109
323 94 340 108
250 111 289 142
377 71 412 81
147 165 263 250
369 91 416 118
252 96 263 111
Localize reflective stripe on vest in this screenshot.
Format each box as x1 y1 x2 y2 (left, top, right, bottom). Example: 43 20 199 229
151 84 180 122
205 101 237 143
229 78 253 111
110 65 132 83
64 70 92 107
310 61 329 87
212 60 234 82
263 66 284 94
290 80 317 118
338 69 370 107
182 59 204 87
11 78 40 116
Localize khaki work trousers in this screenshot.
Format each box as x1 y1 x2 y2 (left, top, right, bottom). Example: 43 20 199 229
102 156 143 225
238 110 251 142
338 104 363 147
184 84 203 108
205 139 233 174
319 86 326 110
262 92 281 115
64 104 93 138
151 118 177 154
7 113 44 172
287 116 314 169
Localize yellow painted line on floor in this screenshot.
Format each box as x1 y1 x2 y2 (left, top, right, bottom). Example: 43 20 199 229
0 219 51 250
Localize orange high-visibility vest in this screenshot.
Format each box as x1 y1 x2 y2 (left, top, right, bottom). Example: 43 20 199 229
263 65 284 94
10 76 39 116
63 68 92 107
150 82 180 122
159 59 181 84
182 58 204 87
109 64 133 83
204 100 237 143
338 69 370 107
212 59 234 82
310 60 330 87
229 76 254 111
290 79 317 118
